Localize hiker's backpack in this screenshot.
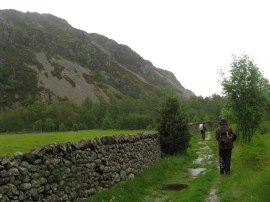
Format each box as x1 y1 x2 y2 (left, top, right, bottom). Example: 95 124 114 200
218 126 233 144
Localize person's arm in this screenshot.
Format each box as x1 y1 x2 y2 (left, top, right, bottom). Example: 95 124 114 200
215 129 220 142
231 128 237 142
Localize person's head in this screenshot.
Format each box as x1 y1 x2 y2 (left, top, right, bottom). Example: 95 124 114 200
219 118 227 126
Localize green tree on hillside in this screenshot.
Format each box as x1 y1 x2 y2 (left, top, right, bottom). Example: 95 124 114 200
184 94 224 123
157 96 191 155
221 55 269 143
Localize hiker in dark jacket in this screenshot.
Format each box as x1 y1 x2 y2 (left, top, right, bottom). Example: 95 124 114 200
215 118 237 175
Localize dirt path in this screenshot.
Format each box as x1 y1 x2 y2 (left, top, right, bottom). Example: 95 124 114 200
203 132 219 202
206 188 219 202
192 132 220 202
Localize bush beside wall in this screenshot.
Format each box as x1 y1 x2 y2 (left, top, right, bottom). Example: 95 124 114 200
0 133 161 201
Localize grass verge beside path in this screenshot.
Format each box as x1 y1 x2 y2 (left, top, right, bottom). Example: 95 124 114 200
0 130 151 157
216 133 270 202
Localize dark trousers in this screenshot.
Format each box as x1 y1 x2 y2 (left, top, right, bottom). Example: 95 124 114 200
219 149 232 173
200 130 205 140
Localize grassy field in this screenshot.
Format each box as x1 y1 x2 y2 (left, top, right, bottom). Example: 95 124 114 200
82 129 270 202
0 130 151 157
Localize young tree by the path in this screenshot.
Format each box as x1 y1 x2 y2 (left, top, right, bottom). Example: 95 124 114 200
157 96 191 155
221 55 269 143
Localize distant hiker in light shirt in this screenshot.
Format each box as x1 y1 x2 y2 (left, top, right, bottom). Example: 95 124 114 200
199 122 207 140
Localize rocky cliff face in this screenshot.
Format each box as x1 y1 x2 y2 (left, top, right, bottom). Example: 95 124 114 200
0 9 194 107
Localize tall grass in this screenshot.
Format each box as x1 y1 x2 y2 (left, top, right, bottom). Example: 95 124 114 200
0 130 150 157
217 134 270 202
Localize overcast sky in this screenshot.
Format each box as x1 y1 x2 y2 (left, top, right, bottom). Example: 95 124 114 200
1 0 270 97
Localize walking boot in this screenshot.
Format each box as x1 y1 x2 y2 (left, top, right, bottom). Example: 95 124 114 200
220 169 224 175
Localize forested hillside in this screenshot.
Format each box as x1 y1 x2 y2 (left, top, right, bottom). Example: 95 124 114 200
0 9 225 133
0 9 193 109
0 91 224 133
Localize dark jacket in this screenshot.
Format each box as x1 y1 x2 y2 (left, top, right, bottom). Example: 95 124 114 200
215 125 237 150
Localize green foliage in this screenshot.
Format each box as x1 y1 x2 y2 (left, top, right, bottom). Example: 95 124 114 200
44 118 56 131
0 85 223 133
221 55 270 143
72 123 79 132
239 136 267 165
184 94 225 122
32 120 44 132
0 46 39 108
101 115 113 129
58 123 67 132
0 107 28 132
158 96 191 155
0 94 158 133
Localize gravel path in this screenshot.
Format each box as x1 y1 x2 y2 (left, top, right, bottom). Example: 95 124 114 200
203 132 220 202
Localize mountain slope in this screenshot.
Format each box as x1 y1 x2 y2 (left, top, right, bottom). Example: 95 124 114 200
0 9 194 108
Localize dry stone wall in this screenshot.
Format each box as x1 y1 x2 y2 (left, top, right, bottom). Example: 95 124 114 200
0 133 161 202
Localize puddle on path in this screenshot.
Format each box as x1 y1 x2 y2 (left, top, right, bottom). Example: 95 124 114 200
193 154 213 164
198 146 211 151
192 132 219 201
193 146 211 151
161 183 189 191
205 133 211 141
193 145 213 165
187 168 207 176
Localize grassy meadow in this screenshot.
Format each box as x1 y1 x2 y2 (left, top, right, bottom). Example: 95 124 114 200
0 130 151 157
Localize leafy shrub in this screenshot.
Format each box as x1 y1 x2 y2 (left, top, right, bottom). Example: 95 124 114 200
258 119 270 135
32 120 43 132
58 122 67 132
72 123 79 132
157 96 191 155
43 118 56 132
